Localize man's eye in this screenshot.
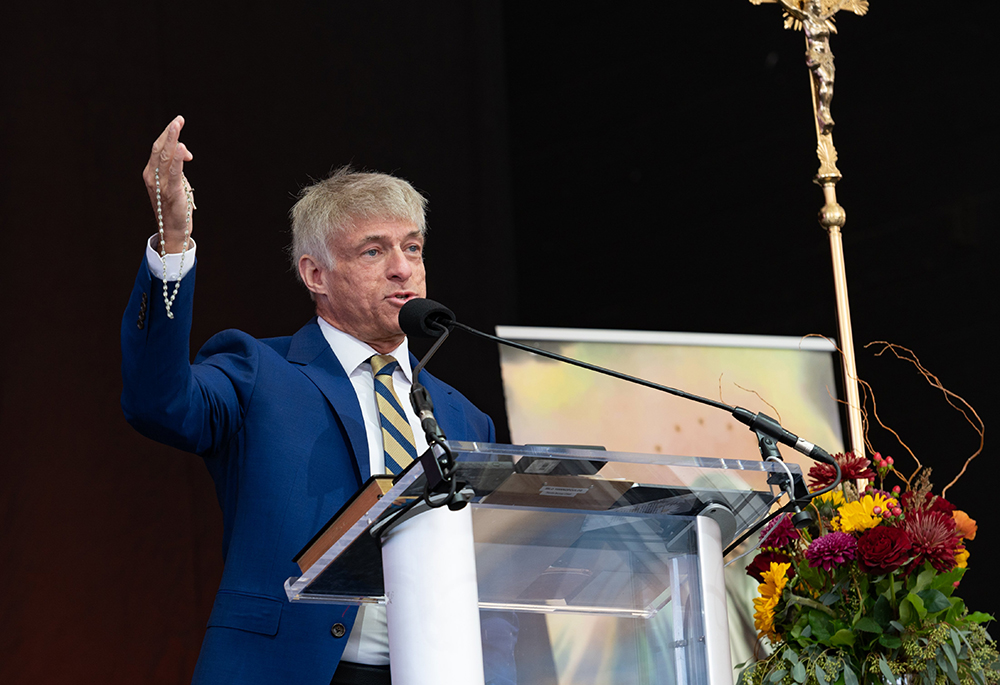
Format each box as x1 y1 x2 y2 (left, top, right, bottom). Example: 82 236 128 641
406 244 421 253
364 248 379 257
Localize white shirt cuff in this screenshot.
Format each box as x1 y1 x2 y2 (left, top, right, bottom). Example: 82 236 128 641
146 235 197 282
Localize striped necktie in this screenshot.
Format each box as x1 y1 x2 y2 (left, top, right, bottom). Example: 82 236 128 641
370 354 418 474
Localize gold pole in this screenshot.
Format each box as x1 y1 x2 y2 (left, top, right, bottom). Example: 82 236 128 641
818 176 865 459
750 0 870 458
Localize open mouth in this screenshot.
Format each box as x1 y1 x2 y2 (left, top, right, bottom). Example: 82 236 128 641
389 292 416 304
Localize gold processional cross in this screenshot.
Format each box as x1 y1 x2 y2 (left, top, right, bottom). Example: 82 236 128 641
751 0 870 460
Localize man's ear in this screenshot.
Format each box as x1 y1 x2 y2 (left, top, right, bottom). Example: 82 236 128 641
298 254 326 298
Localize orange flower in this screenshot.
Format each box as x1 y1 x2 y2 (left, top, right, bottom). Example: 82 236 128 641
953 510 977 540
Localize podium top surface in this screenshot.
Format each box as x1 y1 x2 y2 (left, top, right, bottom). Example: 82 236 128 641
285 441 802 613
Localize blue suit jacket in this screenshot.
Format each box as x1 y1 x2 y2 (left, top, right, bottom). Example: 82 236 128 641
121 261 495 684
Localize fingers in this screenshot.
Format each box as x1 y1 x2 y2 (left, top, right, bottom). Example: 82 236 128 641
148 115 185 175
169 142 190 178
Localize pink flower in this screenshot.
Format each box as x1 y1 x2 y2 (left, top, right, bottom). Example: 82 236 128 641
805 532 857 572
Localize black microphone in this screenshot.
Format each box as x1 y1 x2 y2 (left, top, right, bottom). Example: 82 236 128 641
399 298 454 339
731 408 834 465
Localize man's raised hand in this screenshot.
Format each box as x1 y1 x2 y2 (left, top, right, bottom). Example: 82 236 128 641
142 116 195 253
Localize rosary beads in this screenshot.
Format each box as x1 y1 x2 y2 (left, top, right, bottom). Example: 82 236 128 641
154 167 195 319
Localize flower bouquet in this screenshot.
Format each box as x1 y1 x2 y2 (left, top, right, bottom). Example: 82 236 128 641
738 450 997 685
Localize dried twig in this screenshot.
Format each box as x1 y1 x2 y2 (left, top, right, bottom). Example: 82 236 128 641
801 334 921 486
865 342 984 497
734 382 783 424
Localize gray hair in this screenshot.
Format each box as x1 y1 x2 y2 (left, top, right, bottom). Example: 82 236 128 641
289 166 427 281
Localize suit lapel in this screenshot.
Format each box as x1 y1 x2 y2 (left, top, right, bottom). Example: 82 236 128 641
413 354 464 440
288 319 371 482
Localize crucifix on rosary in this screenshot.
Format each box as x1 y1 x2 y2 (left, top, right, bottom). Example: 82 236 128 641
750 0 870 459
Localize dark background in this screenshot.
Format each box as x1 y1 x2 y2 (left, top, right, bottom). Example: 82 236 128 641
1 2 995 682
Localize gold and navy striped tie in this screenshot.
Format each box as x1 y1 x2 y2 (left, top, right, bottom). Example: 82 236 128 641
370 354 418 474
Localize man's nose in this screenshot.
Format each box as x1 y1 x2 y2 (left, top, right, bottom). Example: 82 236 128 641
386 247 413 280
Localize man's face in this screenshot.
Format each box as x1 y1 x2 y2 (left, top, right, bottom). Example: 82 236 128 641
317 219 427 352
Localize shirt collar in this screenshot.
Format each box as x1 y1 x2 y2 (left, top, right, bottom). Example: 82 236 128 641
316 317 413 381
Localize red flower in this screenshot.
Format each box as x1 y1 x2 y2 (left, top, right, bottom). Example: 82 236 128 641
808 452 875 490
746 550 795 583
904 510 960 573
929 496 956 516
759 513 800 548
900 491 955 516
857 526 913 574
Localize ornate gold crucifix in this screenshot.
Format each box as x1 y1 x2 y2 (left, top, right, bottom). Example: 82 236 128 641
750 0 870 459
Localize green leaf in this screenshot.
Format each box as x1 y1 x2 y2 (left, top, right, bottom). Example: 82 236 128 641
769 668 787 682
809 611 833 641
819 590 840 606
918 588 951 614
933 567 966 594
878 657 895 683
937 650 960 685
854 617 882 634
801 623 813 638
783 647 799 666
872 595 892 628
798 564 825 590
906 592 928 618
916 567 936 592
942 656 960 684
968 612 994 624
792 661 807 683
942 642 959 673
815 664 829 685
899 598 915 626
950 627 964 654
831 629 855 647
947 598 967 624
879 634 902 649
843 663 859 685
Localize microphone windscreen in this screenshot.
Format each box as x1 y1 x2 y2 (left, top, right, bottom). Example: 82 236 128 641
399 298 455 339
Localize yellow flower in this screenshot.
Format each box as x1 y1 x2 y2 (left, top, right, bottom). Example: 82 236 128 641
814 490 845 507
833 493 898 533
955 546 970 569
754 562 790 641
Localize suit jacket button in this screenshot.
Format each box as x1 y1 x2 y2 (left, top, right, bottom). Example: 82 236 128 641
330 623 346 638
141 292 148 304
137 319 145 330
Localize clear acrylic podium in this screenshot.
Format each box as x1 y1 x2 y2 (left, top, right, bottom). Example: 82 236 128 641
285 442 800 685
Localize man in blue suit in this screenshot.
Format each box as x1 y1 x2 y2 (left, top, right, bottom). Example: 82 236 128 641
121 116 502 685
